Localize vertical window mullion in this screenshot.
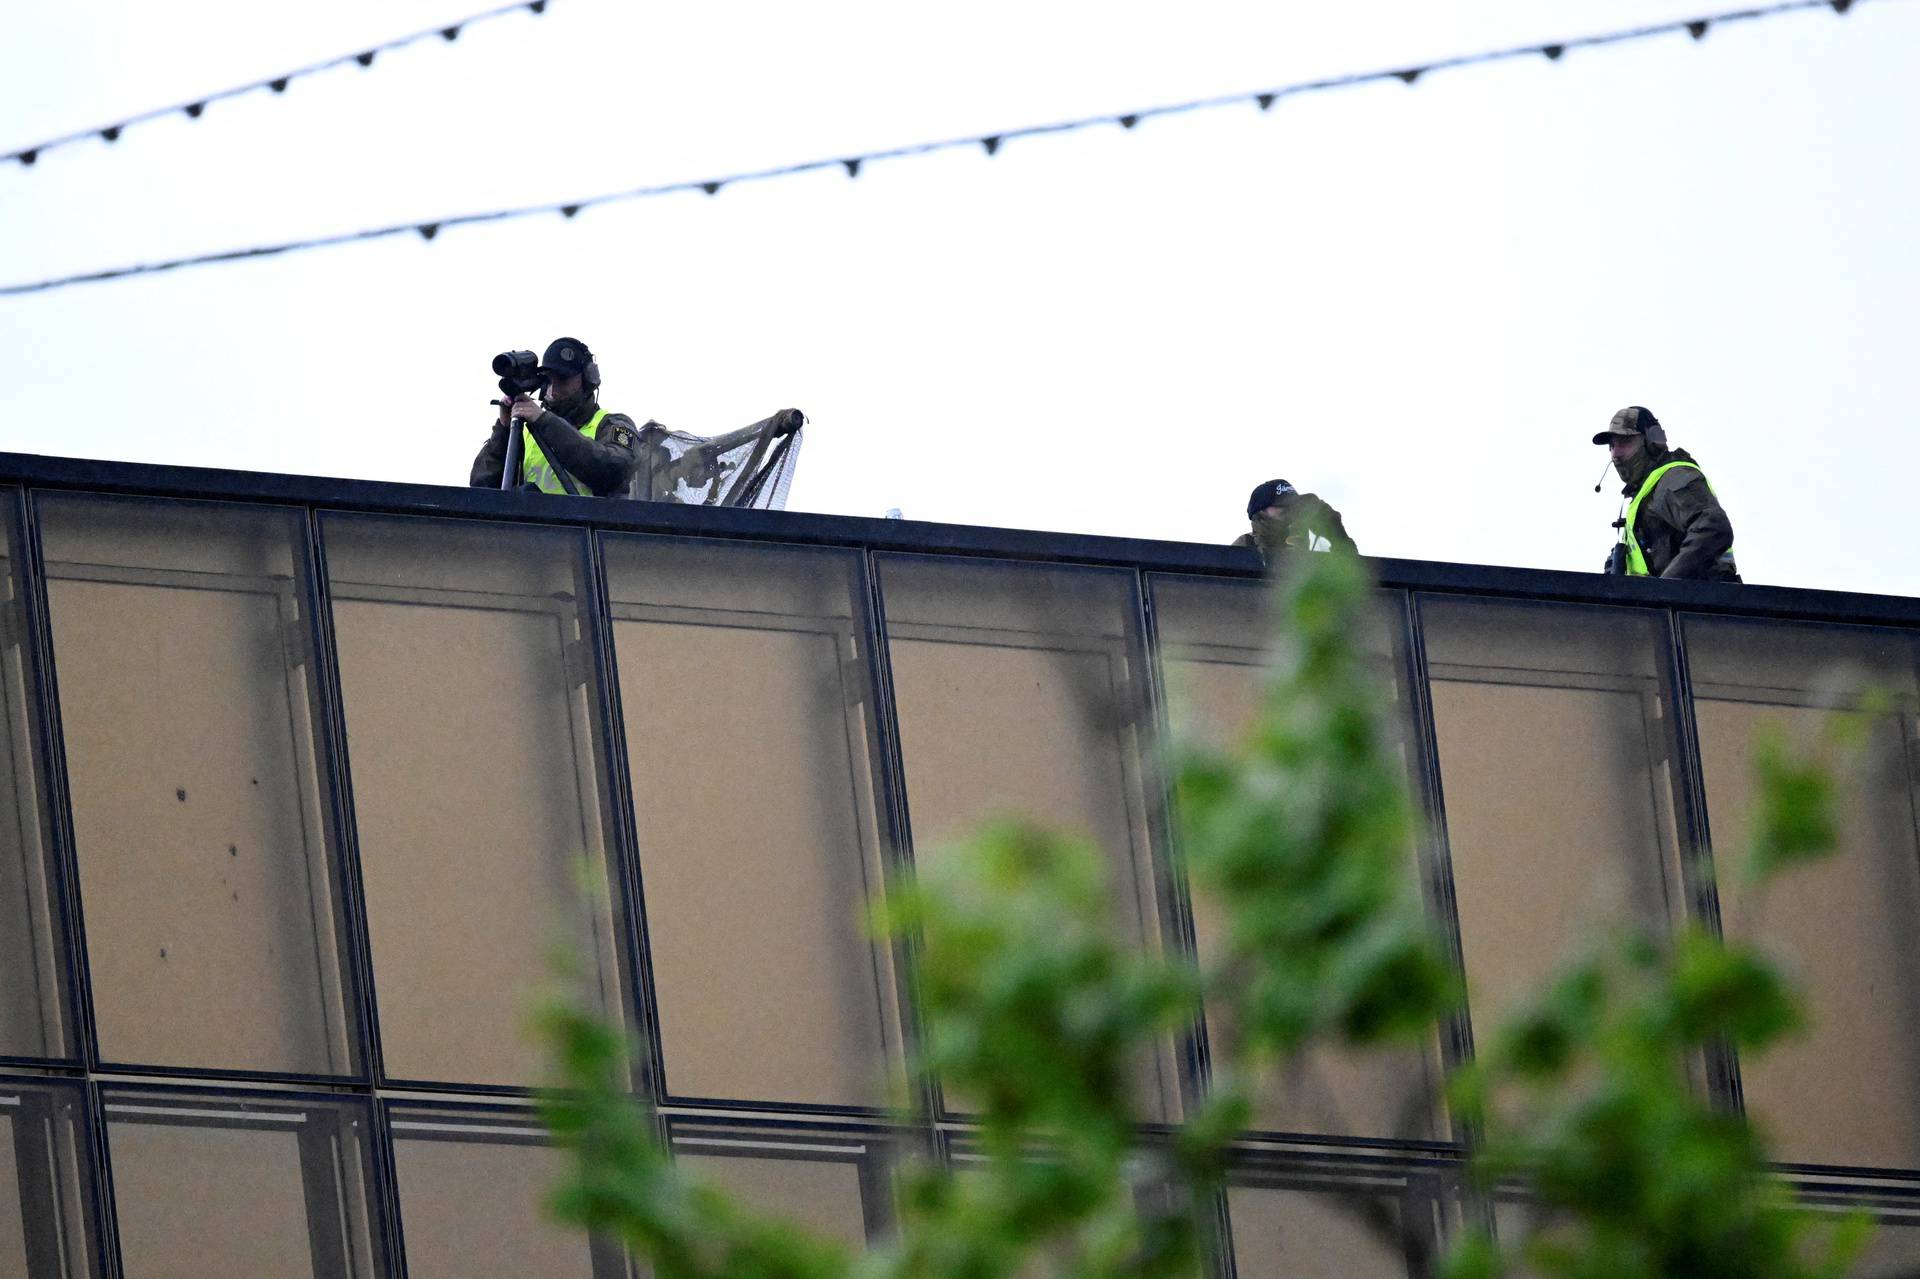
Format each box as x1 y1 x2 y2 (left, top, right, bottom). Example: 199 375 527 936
12 489 95 1072
1660 607 1744 1116
854 546 941 1133
582 529 669 1117
1136 569 1214 1117
1399 593 1476 1094
302 507 386 1089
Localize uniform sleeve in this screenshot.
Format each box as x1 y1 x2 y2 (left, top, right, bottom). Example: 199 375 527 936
1286 494 1358 553
470 420 510 488
1306 496 1359 553
524 411 644 496
1653 471 1734 579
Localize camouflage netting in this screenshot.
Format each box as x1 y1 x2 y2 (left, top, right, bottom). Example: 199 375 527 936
629 410 804 509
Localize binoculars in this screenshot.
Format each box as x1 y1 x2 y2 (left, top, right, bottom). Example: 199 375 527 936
492 350 547 397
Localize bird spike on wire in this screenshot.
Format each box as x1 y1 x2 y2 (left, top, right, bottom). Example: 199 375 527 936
0 0 1885 292
2 0 555 167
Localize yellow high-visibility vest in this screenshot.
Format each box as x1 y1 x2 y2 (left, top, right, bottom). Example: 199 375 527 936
522 408 606 494
1622 460 1733 576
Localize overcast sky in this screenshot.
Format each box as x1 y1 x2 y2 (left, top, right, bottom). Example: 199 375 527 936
2 0 1914 596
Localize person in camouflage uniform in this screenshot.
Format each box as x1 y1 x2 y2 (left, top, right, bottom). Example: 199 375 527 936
1596 406 1739 581
471 337 643 497
1232 478 1358 558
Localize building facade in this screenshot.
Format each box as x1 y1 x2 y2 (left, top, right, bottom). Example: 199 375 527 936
1 451 1917 1277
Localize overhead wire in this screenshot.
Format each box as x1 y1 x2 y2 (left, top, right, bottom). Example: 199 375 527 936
0 0 1876 298
1 0 553 168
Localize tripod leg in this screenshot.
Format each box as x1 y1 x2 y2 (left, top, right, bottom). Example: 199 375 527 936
501 420 523 491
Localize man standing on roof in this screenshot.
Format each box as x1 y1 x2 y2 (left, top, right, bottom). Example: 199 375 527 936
470 337 644 496
1596 406 1739 582
1233 479 1358 558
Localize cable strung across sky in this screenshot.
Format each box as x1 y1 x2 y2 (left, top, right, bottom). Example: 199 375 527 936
0 0 1876 298
1 0 553 168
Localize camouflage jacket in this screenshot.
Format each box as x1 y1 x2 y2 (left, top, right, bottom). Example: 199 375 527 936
1232 493 1359 556
1617 446 1737 580
470 402 643 496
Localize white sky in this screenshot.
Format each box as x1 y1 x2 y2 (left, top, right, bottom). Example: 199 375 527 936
2 0 1915 595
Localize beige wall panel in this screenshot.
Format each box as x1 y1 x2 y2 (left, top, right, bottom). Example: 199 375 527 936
1422 602 1653 680
0 658 56 1054
1226 1185 1404 1279
394 1138 597 1279
681 1152 868 1249
1686 623 1915 694
1163 657 1262 750
1162 604 1435 1139
888 637 1175 1119
1858 1219 1920 1273
38 500 295 581
1431 680 1672 1036
1150 578 1270 653
324 524 565 602
1151 576 1400 664
618 618 889 1107
889 639 1145 903
0 1117 24 1277
603 539 854 620
1697 700 1920 1169
50 578 336 1073
109 1123 313 1279
337 597 603 1086
880 561 1126 640
1189 884 1435 1139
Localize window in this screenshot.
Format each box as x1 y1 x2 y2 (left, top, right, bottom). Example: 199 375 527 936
1225 1177 1418 1278
38 495 355 1075
1684 616 1920 1168
671 1122 886 1249
1855 1211 1920 1273
0 491 70 1062
322 515 631 1087
1150 574 1438 1139
877 556 1176 1120
603 536 899 1108
0 1078 96 1278
102 1089 381 1279
1419 597 1683 1040
389 1106 635 1279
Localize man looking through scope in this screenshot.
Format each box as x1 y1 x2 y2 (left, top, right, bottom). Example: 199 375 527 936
470 337 642 496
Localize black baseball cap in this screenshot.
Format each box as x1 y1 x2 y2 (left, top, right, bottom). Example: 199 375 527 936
1246 478 1297 519
539 337 593 379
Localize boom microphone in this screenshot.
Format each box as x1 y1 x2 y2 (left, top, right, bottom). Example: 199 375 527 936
1593 460 1614 493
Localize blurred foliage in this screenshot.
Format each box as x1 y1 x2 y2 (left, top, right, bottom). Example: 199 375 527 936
1445 705 1879 1279
540 549 1886 1279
